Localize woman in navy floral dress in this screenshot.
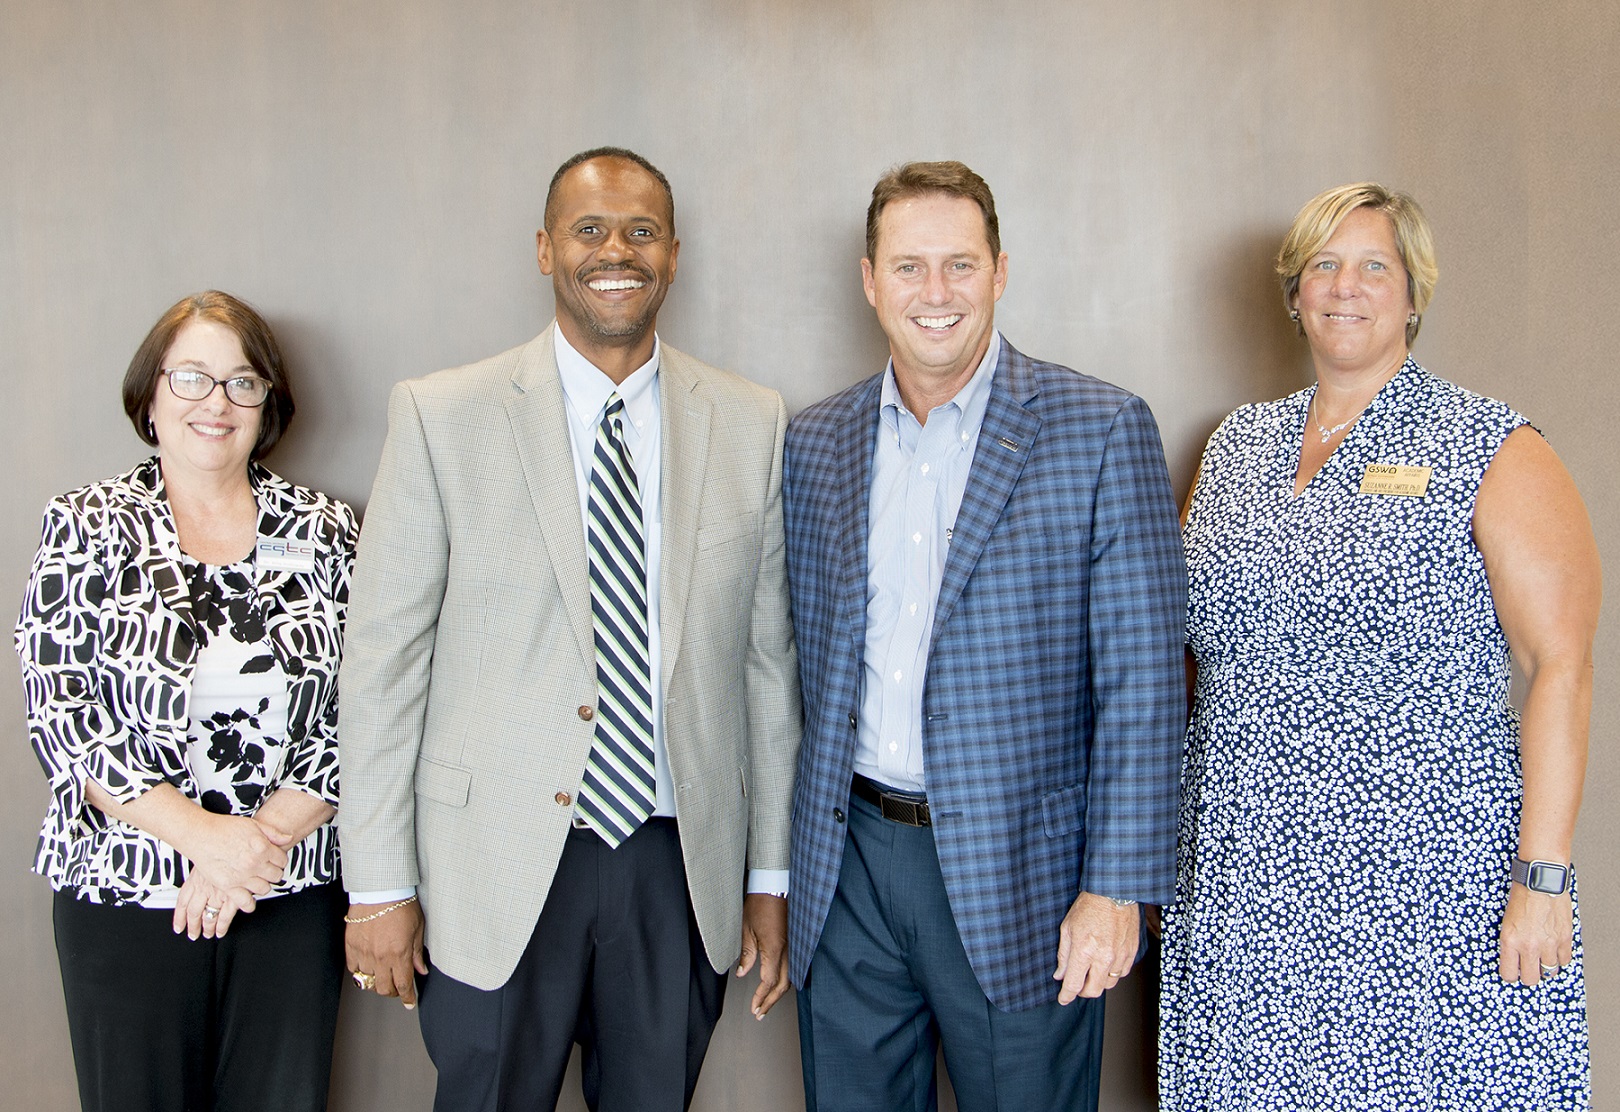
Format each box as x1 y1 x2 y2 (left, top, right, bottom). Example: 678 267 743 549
1159 185 1598 1110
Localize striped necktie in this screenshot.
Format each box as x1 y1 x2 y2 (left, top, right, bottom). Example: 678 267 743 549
578 393 656 847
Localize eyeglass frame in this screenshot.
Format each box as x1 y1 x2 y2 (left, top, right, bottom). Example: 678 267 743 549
159 367 273 408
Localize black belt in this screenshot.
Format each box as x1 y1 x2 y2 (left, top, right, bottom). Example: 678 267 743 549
851 774 931 826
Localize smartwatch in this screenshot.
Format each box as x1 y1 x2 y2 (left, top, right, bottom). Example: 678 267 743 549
1510 857 1571 895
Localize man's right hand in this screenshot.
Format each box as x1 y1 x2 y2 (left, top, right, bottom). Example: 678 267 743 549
345 900 429 1008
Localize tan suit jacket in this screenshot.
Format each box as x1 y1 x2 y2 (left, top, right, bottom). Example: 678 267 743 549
338 325 800 989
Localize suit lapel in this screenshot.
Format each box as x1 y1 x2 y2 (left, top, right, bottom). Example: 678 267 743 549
930 343 1040 640
506 326 596 670
835 378 883 650
657 348 711 689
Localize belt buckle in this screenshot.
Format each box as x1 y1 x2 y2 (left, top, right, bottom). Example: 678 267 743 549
881 794 930 827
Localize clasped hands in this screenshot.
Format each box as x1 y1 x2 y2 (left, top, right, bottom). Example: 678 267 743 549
172 813 295 940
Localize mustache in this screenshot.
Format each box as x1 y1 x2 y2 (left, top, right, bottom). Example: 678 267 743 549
580 261 655 282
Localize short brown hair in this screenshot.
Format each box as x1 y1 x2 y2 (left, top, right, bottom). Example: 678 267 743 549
1276 182 1438 345
865 160 1001 262
122 290 296 461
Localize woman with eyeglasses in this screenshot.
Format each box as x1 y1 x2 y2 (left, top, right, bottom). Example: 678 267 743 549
16 290 357 1112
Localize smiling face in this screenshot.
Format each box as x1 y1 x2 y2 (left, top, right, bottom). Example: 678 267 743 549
1293 206 1414 381
537 157 679 376
863 192 1008 408
149 317 264 485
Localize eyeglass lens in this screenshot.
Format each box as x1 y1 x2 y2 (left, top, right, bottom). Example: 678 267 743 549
165 369 270 407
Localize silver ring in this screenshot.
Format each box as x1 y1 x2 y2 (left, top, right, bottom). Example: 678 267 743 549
203 906 220 919
1540 963 1559 976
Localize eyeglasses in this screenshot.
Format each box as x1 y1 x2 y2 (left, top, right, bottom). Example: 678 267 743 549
161 368 272 408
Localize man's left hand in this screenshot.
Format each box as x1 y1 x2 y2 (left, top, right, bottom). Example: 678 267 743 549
737 893 789 1018
1053 891 1138 1004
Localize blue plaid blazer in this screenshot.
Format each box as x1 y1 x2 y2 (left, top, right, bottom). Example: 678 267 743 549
784 339 1187 1011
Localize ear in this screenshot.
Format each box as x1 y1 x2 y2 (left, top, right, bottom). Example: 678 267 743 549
536 229 554 276
667 236 680 284
992 252 1008 303
861 257 877 309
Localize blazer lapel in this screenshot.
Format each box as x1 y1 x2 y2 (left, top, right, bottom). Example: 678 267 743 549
835 378 883 651
506 326 596 670
930 343 1041 639
657 348 711 689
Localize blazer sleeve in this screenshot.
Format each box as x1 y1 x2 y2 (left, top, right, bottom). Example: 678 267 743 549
277 499 358 807
743 393 803 872
15 498 170 836
1081 394 1188 905
337 382 450 891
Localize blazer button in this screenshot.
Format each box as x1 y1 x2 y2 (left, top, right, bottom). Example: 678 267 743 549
848 714 857 730
578 706 594 721
833 808 845 824
555 791 572 807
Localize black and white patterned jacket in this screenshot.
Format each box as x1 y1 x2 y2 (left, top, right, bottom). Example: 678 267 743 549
16 457 357 904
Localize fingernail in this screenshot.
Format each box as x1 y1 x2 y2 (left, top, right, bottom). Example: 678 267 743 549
404 1003 415 1011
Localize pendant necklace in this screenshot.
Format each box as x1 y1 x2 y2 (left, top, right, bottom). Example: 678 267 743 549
1309 395 1357 444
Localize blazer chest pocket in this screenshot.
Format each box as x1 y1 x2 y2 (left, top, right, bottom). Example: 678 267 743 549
1040 782 1087 838
415 756 472 808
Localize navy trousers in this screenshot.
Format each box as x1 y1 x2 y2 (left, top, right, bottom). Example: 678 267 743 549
798 789 1106 1112
417 818 727 1112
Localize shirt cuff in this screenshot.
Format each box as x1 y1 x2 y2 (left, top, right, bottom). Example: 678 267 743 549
347 886 417 905
746 869 789 899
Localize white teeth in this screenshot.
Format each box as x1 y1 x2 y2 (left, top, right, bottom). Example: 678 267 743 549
588 278 645 291
915 314 962 329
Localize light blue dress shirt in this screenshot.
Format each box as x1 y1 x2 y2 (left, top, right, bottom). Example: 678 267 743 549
856 332 1000 792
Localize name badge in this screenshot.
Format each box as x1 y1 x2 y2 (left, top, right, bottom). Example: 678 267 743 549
1358 463 1433 497
256 536 317 573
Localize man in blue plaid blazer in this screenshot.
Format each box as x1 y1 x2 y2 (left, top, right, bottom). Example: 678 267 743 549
785 161 1186 1110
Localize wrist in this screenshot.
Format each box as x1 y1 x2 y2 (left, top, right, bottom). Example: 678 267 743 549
1510 856 1572 896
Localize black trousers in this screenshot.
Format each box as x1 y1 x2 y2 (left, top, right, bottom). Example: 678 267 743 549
53 881 346 1112
416 818 727 1112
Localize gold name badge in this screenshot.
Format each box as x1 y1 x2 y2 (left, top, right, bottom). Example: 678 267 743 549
1359 463 1433 497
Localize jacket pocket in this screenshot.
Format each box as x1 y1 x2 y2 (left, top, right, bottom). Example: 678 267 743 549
415 756 472 808
1040 782 1087 838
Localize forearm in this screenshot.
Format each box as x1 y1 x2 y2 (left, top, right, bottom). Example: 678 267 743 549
254 787 336 843
85 779 215 860
1515 657 1592 864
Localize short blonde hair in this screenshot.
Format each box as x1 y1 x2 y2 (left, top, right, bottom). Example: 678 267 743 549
1276 182 1438 345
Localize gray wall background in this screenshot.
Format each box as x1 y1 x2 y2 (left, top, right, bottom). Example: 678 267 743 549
3 2 1615 1109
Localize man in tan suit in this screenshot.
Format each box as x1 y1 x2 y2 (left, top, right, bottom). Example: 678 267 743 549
338 147 800 1112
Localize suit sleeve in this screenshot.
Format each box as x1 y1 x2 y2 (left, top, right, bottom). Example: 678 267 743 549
278 499 358 807
1082 395 1187 905
743 394 803 871
15 499 170 834
337 382 450 891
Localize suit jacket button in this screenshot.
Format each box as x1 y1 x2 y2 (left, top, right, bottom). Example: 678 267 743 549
555 791 572 807
833 808 845 823
578 706 594 721
848 714 857 729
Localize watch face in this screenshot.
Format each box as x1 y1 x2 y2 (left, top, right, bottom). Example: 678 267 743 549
1527 862 1569 894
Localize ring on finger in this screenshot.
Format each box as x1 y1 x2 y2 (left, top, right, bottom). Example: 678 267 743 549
352 970 377 991
203 906 220 920
1540 963 1559 976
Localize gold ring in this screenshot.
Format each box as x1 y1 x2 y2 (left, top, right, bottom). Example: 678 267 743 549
352 970 377 991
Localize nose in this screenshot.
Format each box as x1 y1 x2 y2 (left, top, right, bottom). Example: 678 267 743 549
1330 265 1360 297
921 267 951 305
599 228 633 262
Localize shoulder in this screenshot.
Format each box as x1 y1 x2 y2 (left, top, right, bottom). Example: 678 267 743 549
998 341 1148 427
662 343 784 416
395 336 542 406
788 373 881 444
252 465 359 544
1407 362 1526 430
39 458 162 532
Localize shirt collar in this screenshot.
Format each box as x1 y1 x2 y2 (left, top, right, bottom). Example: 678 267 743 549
553 324 661 433
879 329 1001 443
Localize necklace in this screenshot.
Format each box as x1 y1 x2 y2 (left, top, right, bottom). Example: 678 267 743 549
1309 395 1358 444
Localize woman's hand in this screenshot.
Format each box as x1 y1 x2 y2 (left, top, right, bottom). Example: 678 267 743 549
1499 884 1574 987
173 870 259 940
185 811 294 894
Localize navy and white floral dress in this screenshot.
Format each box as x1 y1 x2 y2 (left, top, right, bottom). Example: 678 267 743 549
1159 359 1590 1111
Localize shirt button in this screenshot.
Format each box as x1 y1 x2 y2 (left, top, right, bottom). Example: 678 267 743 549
578 706 594 721
893 670 903 682
912 532 922 544
555 791 572 807
909 603 918 615
920 463 930 475
888 742 898 753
